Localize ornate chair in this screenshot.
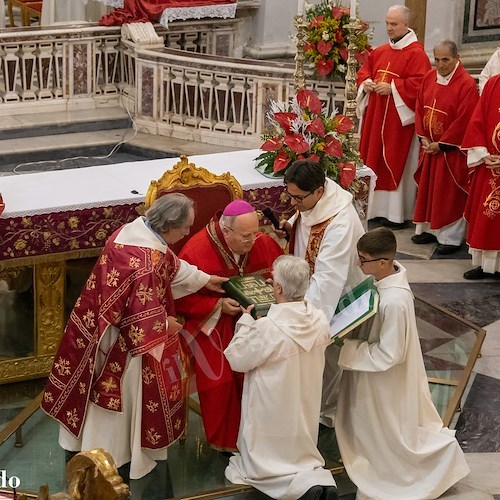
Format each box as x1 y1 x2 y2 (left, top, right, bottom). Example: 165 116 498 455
145 154 243 254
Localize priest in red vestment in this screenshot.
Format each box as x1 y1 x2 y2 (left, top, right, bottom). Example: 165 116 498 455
411 40 479 254
357 5 430 225
41 194 227 480
176 200 283 452
461 74 500 280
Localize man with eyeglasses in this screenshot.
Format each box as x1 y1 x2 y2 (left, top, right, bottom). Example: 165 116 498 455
335 227 469 499
176 199 283 453
279 160 365 430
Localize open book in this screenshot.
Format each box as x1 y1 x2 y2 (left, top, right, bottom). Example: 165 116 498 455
330 278 379 339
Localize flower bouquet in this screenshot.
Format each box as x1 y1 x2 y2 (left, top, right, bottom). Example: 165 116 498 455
255 88 360 190
304 0 372 79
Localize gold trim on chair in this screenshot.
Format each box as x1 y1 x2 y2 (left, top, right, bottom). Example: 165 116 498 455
145 155 243 209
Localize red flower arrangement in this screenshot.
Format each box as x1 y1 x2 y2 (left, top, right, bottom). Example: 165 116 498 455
304 0 372 79
255 88 359 189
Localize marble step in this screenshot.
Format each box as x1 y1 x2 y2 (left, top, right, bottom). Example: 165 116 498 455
0 107 132 141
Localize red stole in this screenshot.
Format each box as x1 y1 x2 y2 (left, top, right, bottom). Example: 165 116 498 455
462 75 500 250
358 41 430 190
42 226 186 450
413 65 479 228
289 214 335 274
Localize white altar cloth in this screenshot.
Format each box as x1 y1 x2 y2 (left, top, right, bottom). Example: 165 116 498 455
1 149 283 218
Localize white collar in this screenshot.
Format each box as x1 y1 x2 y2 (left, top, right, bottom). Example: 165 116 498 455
389 29 418 50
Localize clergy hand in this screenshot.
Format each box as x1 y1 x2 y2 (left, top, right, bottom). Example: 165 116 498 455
374 82 392 95
222 298 242 316
363 80 376 93
423 142 440 154
167 315 183 335
240 304 255 315
206 275 229 293
484 155 500 167
275 220 291 240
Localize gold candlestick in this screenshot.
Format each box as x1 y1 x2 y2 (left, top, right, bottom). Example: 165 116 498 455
294 13 308 91
343 17 363 120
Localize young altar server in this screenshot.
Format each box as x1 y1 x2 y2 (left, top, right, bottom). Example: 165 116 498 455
224 255 338 500
336 227 470 500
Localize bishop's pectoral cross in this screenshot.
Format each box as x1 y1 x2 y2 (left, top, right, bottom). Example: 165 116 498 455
375 62 399 83
423 99 448 139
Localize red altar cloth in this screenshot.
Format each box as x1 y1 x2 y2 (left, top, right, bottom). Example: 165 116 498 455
99 0 237 27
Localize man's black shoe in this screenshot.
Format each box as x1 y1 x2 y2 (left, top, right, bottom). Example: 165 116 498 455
321 485 339 500
298 485 323 500
383 220 406 229
463 267 489 280
411 232 437 244
435 243 461 255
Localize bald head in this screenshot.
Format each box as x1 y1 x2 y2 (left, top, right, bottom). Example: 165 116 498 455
386 5 411 40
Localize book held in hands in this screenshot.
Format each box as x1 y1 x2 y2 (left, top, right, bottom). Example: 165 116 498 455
330 278 379 340
222 275 275 319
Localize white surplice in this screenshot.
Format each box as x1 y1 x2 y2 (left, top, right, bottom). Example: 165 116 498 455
59 217 210 480
336 263 470 500
291 178 365 426
224 301 336 500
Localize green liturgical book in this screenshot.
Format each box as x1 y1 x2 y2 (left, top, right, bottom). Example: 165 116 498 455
330 277 379 340
222 275 275 319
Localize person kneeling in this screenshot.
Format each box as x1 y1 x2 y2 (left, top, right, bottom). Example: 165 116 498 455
224 255 338 500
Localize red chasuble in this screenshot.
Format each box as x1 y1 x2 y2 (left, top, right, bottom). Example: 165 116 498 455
42 226 186 450
357 40 430 190
413 64 479 228
176 215 283 451
462 75 500 250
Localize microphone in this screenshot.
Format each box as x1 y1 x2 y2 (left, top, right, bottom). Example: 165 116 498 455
263 208 289 241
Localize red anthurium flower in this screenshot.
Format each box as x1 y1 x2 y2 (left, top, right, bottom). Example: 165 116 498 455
332 6 343 19
324 136 343 157
273 152 292 173
304 41 316 53
297 89 322 115
285 134 310 154
310 15 324 28
339 47 349 62
307 154 321 163
339 162 356 188
274 112 297 134
333 115 354 133
261 137 283 151
306 117 326 137
317 39 333 56
316 58 334 77
335 30 344 43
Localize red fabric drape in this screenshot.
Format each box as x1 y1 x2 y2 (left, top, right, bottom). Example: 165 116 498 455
100 0 236 26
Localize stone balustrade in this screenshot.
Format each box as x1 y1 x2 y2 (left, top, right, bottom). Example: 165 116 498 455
0 22 346 148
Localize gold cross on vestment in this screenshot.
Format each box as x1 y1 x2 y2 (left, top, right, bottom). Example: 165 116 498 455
375 62 399 83
423 99 448 140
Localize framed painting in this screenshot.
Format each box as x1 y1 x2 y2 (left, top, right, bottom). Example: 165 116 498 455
463 0 500 43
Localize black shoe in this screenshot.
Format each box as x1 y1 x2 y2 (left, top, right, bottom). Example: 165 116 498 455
435 243 461 255
299 485 323 500
383 220 406 229
411 232 437 244
463 267 489 280
321 485 339 500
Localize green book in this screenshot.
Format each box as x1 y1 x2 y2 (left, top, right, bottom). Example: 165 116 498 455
330 277 379 340
222 275 275 319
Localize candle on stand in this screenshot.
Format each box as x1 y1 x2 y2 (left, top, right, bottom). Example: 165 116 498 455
297 0 304 16
350 0 356 18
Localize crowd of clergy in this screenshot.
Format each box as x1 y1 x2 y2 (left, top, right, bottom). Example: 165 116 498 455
39 3 500 500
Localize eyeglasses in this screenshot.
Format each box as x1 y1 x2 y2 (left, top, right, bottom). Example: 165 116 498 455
358 253 389 264
225 226 260 243
284 188 316 202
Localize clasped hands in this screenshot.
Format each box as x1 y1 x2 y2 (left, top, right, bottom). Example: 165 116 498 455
363 80 392 96
421 138 440 155
484 155 500 169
